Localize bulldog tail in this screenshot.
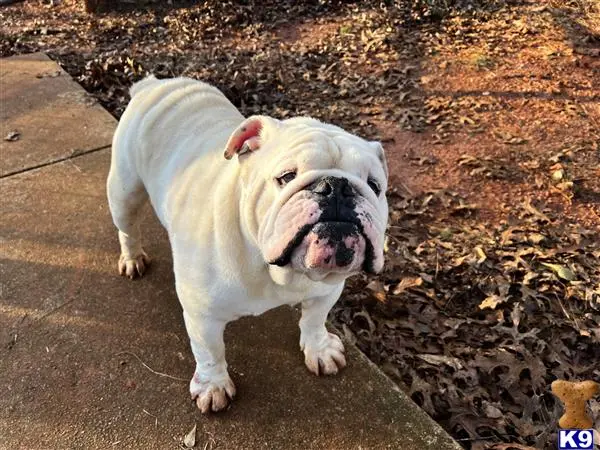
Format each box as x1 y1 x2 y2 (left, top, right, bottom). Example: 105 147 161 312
130 75 161 98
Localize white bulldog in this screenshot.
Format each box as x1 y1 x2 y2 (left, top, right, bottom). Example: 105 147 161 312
107 76 389 413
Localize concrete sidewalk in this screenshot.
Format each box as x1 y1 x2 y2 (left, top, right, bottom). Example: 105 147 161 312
0 53 461 449
0 53 115 177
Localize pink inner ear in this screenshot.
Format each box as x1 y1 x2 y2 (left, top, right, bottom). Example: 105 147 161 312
224 119 262 159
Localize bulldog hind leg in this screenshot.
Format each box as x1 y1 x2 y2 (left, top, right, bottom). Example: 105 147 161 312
107 166 151 279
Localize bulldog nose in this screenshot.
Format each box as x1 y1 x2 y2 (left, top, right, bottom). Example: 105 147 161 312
312 177 354 199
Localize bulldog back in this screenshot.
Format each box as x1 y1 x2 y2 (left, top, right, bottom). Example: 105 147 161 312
114 76 245 220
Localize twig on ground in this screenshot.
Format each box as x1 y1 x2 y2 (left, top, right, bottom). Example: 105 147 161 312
384 233 404 246
69 158 82 172
116 351 187 382
142 408 159 428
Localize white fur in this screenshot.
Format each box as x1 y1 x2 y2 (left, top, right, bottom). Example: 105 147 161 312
107 76 388 413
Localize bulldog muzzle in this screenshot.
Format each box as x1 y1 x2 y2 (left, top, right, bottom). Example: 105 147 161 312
271 176 375 273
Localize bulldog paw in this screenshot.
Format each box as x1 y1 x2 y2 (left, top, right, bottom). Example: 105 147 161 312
301 332 346 376
190 372 236 414
118 251 150 279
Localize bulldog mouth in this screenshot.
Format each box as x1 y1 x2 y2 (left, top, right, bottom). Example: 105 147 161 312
269 220 376 274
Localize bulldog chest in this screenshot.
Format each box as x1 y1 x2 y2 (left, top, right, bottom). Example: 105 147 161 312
217 276 339 319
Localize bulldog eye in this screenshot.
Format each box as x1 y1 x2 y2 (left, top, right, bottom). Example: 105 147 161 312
367 177 381 196
276 171 297 186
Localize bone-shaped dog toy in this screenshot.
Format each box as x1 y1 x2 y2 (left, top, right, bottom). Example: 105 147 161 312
551 379 599 429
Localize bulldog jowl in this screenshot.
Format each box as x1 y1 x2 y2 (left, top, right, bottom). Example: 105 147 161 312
269 176 379 279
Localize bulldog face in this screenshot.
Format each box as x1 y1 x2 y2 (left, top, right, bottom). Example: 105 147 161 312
225 115 389 283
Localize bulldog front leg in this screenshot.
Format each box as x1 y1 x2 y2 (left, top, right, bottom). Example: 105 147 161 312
299 289 346 376
183 311 236 413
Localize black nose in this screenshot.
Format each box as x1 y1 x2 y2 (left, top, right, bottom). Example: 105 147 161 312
311 177 355 199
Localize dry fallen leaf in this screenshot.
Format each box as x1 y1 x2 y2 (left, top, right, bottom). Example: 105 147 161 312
183 424 196 448
4 131 20 141
474 246 487 264
392 276 423 295
366 280 386 302
541 263 576 282
417 353 464 371
552 168 564 182
478 294 507 310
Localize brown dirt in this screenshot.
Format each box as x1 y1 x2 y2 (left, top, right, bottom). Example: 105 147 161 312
373 6 600 227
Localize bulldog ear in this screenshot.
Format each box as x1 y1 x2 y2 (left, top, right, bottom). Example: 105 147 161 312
224 116 269 160
370 141 388 178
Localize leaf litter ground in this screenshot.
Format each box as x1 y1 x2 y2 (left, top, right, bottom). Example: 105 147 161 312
1 0 598 448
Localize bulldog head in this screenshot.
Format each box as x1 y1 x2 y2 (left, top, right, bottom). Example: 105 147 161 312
225 115 389 284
